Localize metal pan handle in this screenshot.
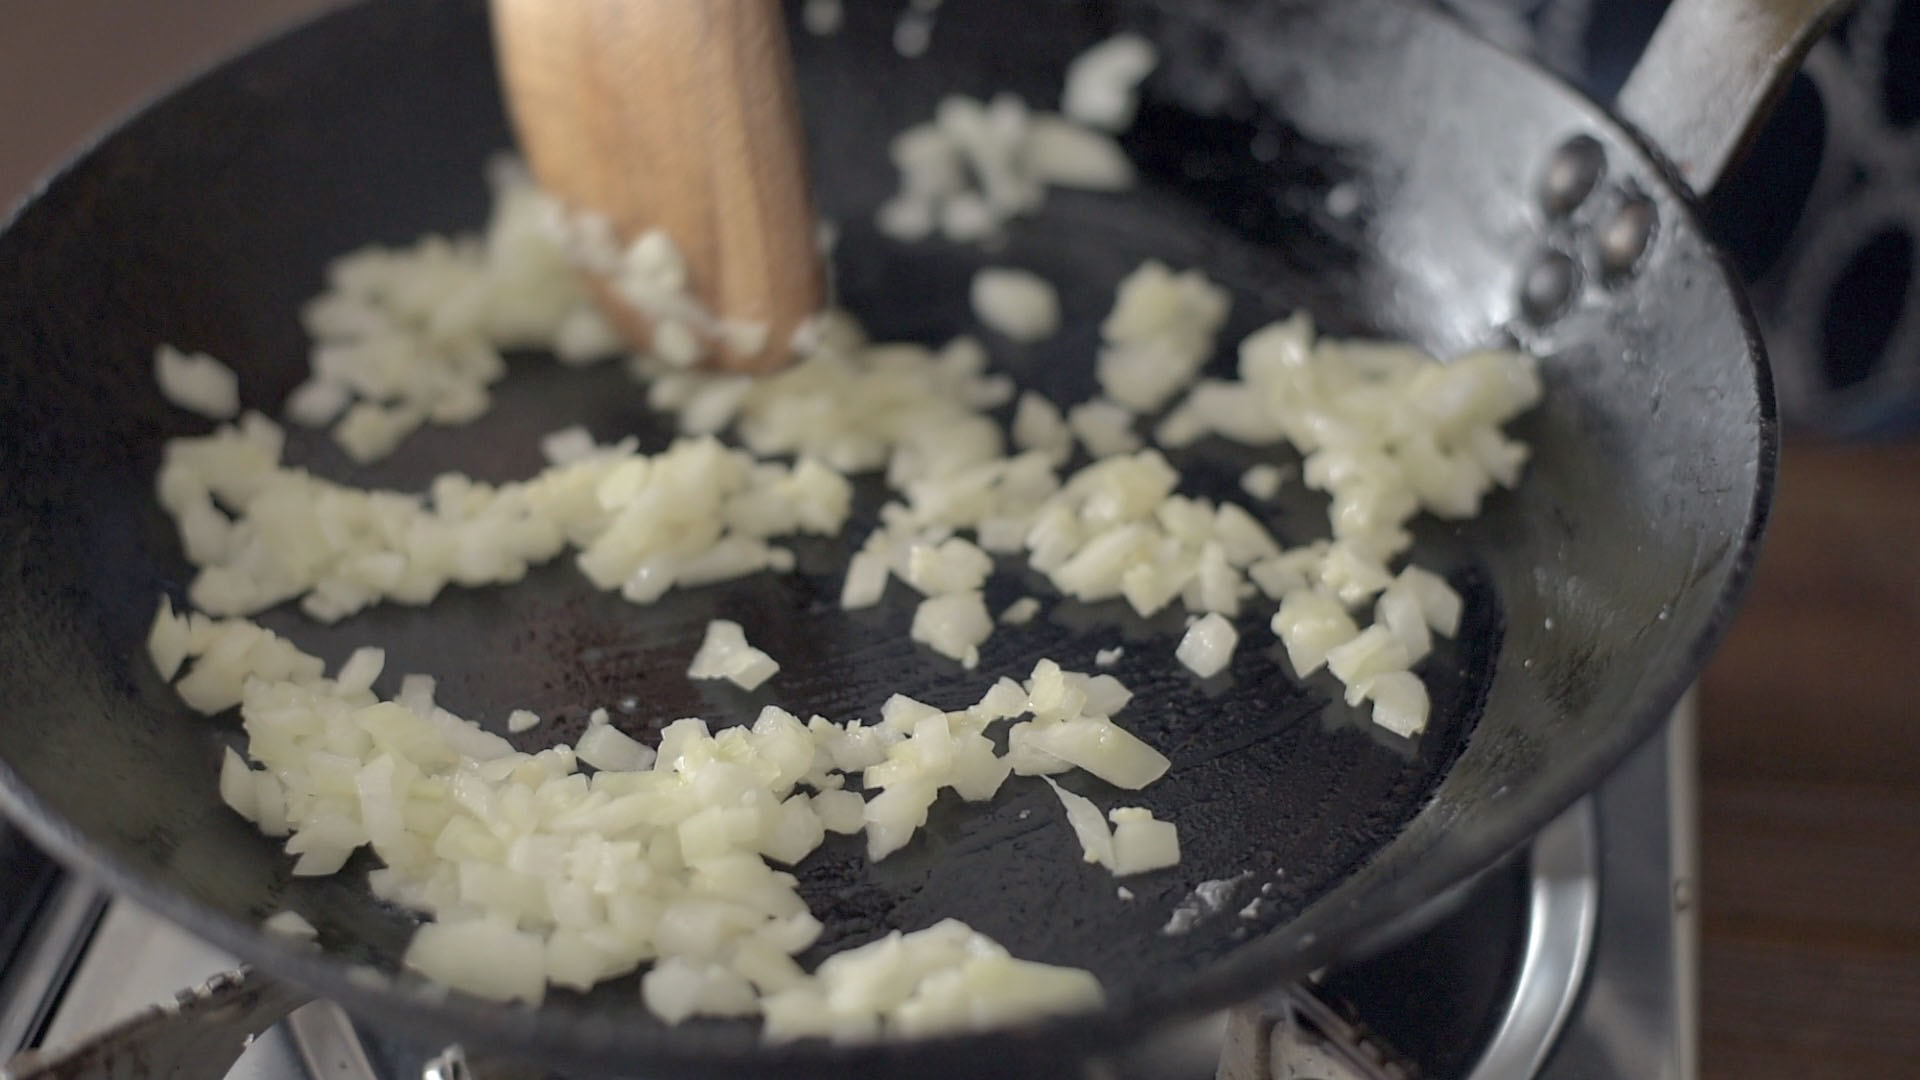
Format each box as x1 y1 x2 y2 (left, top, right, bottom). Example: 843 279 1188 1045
1 967 303 1080
1615 0 1852 197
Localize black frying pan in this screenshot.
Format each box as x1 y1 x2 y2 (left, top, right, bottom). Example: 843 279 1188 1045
0 0 1816 1076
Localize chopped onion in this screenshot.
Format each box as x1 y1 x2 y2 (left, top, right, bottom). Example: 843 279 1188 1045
1271 590 1360 678
1067 398 1143 458
687 619 780 691
1096 262 1230 413
1061 34 1159 131
970 268 1061 343
1240 464 1285 501
1324 626 1413 705
1175 612 1238 679
154 344 240 420
1044 777 1115 868
999 596 1042 625
909 591 993 668
1108 807 1180 876
1359 670 1430 738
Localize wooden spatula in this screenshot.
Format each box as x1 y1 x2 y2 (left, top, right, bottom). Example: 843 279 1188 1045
491 0 824 373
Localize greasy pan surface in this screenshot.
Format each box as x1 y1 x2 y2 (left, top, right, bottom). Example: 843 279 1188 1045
0 0 1771 1075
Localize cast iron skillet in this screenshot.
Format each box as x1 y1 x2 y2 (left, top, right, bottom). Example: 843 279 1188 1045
0 0 1820 1075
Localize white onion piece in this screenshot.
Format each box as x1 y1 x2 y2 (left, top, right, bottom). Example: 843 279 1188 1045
1096 262 1230 413
970 268 1061 343
687 619 780 691
998 596 1042 625
1396 565 1464 637
147 596 191 681
1012 392 1073 465
1044 777 1115 867
1374 579 1433 663
404 918 548 1005
909 591 992 668
840 548 891 610
903 538 992 596
1176 612 1238 679
1325 626 1412 706
1360 670 1431 738
1240 464 1285 501
576 724 657 772
1272 590 1360 678
1009 717 1169 790
218 748 258 821
154 344 240 420
1061 34 1158 131
1067 398 1142 458
1108 807 1180 876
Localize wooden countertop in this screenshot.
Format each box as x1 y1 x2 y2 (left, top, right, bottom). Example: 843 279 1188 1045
1698 438 1920 1078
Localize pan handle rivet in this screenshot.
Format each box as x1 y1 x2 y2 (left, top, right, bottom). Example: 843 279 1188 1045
1519 249 1579 323
1539 134 1606 217
1598 195 1658 278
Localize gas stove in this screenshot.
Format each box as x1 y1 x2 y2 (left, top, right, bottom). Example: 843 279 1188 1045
0 699 1696 1079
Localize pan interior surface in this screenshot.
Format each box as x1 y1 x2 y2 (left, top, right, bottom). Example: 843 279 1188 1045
0 0 1770 1074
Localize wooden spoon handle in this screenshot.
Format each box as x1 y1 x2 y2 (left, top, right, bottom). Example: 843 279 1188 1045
491 0 824 372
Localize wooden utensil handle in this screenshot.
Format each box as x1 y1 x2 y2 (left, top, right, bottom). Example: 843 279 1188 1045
492 0 824 372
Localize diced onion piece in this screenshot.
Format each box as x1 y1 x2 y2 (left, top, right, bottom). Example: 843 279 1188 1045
840 549 891 610
1061 34 1158 131
333 402 423 465
1108 807 1180 876
154 344 240 419
761 795 826 865
903 538 992 596
1022 115 1134 191
1271 590 1360 677
1044 778 1114 867
687 619 780 691
999 596 1042 625
506 709 541 733
219 748 259 821
970 268 1061 343
1012 393 1072 465
1175 612 1237 678
1078 673 1134 717
936 954 1105 1029
1319 543 1394 608
1067 398 1142 458
1249 546 1326 601
1361 670 1430 738
404 918 548 1005
577 724 657 772
1396 565 1463 637
811 789 867 835
1012 717 1169 789
335 646 385 697
1374 579 1433 663
909 591 992 668
148 596 191 681
863 779 938 861
1096 262 1230 413
1324 626 1412 705
643 958 759 1024
1240 464 1285 501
